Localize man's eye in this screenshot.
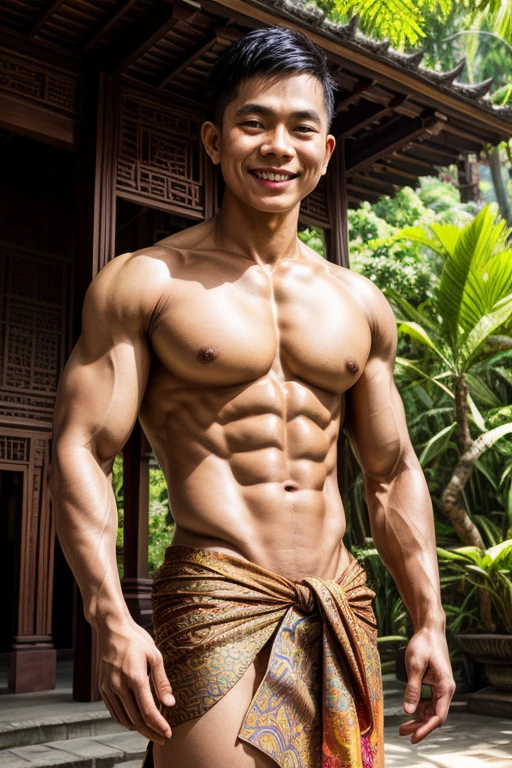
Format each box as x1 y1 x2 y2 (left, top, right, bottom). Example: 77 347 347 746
241 121 314 133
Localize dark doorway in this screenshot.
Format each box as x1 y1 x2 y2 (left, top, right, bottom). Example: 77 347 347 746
0 470 23 657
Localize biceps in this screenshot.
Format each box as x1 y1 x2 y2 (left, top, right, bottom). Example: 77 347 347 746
344 365 412 480
51 334 151 465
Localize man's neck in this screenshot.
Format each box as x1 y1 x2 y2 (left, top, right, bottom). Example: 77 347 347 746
213 190 302 268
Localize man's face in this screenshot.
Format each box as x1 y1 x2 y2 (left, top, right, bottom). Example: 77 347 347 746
203 73 335 213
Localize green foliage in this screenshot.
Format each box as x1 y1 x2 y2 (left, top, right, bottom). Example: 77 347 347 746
298 226 326 257
112 457 175 579
349 178 474 307
389 203 512 374
314 0 512 51
437 540 512 632
351 541 408 641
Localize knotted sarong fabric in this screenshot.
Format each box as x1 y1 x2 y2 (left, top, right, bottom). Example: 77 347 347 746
141 545 384 768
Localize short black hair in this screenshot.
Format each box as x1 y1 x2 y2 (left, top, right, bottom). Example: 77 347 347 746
209 26 338 130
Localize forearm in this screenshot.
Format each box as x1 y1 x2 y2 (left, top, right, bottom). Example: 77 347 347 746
365 458 445 633
48 447 132 632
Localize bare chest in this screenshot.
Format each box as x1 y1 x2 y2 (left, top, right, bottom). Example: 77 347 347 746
148 260 372 394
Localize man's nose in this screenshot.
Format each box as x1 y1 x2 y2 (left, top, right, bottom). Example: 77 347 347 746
260 127 294 156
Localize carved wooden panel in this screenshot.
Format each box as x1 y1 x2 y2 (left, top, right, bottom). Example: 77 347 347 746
0 50 79 116
0 435 29 462
300 175 330 229
116 88 205 218
0 243 73 424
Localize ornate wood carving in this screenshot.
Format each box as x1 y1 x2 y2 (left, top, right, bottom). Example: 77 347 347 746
0 49 80 146
0 50 78 115
117 87 205 218
299 176 330 229
6 430 56 693
0 435 30 462
0 242 73 426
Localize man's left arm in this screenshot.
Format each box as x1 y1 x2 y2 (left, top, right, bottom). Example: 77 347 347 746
343 277 456 744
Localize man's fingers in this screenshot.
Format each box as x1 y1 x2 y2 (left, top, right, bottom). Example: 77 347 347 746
131 676 173 739
432 682 455 724
403 659 426 714
399 698 447 743
150 653 175 707
121 688 170 744
410 715 442 743
104 689 167 745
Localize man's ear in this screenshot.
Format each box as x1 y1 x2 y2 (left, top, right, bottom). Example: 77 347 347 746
321 134 336 175
201 121 221 166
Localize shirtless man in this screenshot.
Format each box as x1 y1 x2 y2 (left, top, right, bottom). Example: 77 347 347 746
48 25 455 768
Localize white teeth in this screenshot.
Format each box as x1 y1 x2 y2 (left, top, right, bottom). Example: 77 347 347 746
253 170 293 181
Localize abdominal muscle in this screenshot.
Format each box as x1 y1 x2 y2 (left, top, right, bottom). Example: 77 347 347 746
140 371 352 583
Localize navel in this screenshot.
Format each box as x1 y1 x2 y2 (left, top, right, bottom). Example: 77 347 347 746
346 357 359 373
197 346 219 363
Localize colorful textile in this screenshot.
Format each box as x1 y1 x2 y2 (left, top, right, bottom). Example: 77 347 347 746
141 545 384 768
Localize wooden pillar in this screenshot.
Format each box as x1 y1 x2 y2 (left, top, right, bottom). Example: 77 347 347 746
8 438 56 693
326 137 350 268
122 421 153 630
72 69 119 702
73 70 118 339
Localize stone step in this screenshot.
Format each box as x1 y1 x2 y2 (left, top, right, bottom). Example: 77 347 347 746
0 731 147 768
0 712 126 751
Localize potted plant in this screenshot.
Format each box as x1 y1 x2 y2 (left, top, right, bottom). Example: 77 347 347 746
437 540 512 691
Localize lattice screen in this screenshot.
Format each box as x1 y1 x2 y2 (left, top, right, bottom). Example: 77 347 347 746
0 243 73 423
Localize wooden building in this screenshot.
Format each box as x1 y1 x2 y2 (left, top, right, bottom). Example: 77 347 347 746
1 0 511 700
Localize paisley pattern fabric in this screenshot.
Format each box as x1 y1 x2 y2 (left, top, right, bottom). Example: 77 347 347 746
141 545 384 768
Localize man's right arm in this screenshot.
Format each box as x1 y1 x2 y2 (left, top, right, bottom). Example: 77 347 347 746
47 251 174 744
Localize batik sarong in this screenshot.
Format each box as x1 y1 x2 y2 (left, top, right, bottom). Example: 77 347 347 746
141 545 384 768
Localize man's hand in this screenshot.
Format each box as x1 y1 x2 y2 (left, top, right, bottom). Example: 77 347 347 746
96 619 175 745
399 627 456 744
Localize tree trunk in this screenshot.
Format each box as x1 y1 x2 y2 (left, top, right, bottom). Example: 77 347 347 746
487 145 512 226
440 376 485 549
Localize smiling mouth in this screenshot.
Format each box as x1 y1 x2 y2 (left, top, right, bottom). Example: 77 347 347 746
249 170 299 181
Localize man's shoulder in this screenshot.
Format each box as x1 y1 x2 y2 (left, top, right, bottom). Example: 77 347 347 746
328 264 397 346
88 247 178 335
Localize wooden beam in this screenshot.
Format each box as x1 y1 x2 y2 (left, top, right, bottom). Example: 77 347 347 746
404 143 458 165
335 94 407 138
372 160 418 181
350 174 397 196
157 26 239 90
30 0 67 36
335 79 375 113
364 167 421 188
346 182 381 203
0 92 76 148
1 30 80 72
391 151 440 175
347 113 446 175
104 0 199 74
80 0 139 55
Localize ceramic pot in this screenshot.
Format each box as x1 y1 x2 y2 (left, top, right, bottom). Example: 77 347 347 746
457 633 512 691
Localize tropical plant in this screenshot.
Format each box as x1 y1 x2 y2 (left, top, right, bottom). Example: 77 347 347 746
314 0 512 51
386 203 512 550
437 540 512 632
351 542 408 643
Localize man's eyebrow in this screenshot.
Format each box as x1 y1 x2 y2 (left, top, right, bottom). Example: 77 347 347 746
234 103 322 124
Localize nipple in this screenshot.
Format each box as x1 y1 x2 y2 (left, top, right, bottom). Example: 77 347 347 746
346 357 359 373
197 346 219 363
